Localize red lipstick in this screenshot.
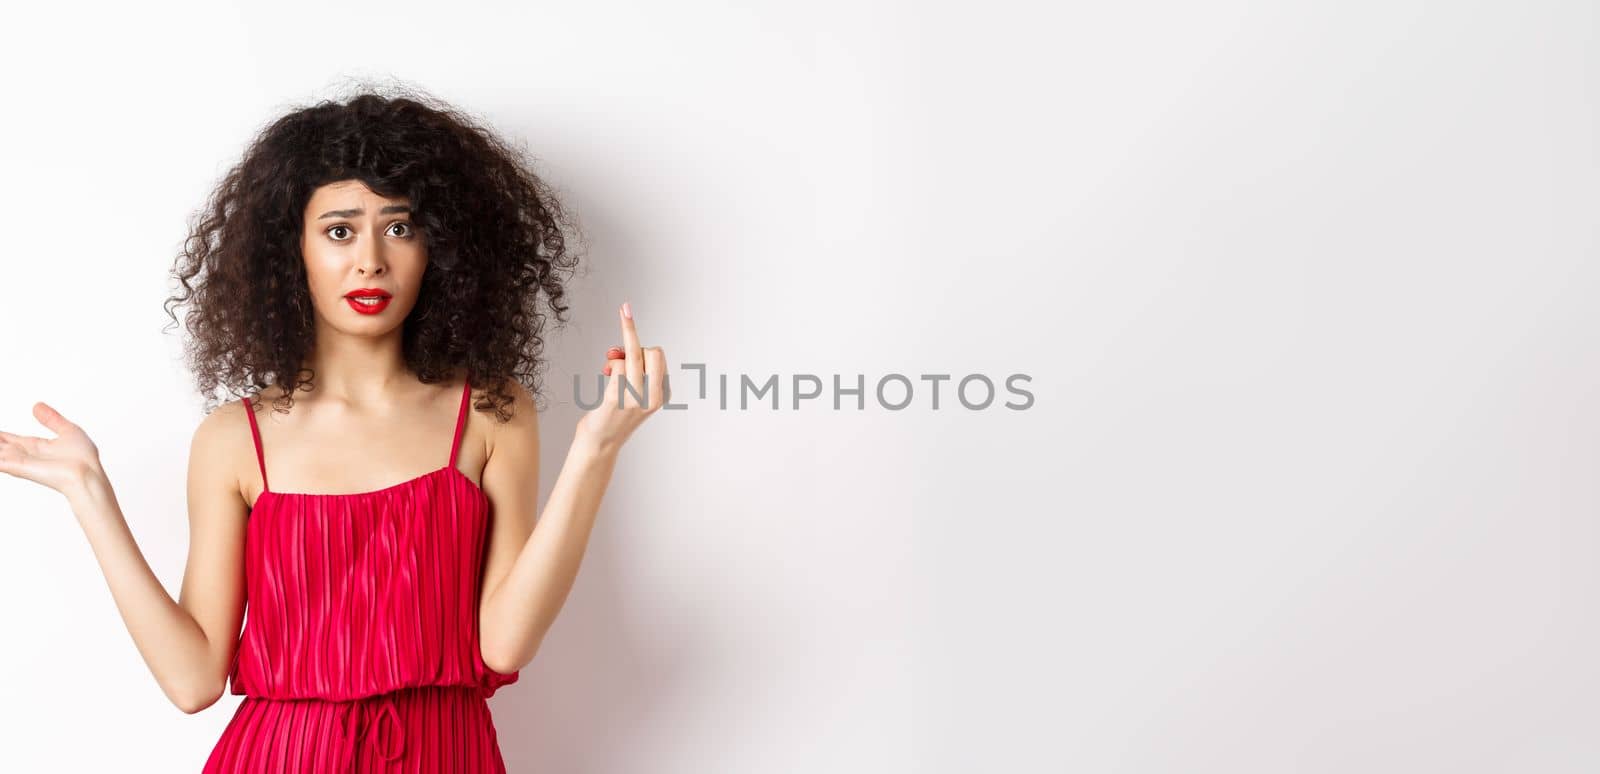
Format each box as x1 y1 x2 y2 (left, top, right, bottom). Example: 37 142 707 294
344 288 393 315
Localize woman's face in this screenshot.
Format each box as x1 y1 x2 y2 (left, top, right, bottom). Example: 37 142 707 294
299 179 427 335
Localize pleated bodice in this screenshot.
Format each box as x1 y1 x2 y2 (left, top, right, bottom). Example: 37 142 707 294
228 381 518 703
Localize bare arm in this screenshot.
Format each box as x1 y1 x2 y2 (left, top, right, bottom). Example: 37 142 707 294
2 401 247 713
477 396 619 672
477 302 665 673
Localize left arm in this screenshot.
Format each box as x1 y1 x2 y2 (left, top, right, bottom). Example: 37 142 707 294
477 301 665 673
477 406 618 673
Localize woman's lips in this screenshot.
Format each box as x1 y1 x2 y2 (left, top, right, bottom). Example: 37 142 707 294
344 294 392 315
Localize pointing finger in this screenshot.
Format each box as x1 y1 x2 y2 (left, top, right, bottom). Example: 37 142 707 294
619 302 644 398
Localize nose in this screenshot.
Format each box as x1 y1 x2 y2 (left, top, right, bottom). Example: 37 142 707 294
356 239 388 277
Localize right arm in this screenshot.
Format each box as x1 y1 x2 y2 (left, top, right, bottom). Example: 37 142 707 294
3 400 247 714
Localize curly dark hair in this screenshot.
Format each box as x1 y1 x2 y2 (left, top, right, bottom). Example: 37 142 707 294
163 82 584 422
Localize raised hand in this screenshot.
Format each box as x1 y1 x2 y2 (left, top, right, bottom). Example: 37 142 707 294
576 301 667 453
0 401 104 497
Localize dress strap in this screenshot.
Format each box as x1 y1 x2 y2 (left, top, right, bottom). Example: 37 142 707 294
448 378 471 469
242 396 269 493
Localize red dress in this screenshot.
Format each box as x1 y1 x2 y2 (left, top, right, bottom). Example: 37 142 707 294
204 379 519 773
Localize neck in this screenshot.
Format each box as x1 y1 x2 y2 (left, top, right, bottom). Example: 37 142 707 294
300 324 415 405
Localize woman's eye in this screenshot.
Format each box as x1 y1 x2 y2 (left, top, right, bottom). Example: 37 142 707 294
325 223 413 241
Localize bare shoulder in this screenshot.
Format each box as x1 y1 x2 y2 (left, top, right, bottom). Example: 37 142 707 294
192 397 247 454
188 396 258 510
481 377 540 455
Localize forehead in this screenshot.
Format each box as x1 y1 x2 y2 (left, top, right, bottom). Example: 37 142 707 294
304 180 410 211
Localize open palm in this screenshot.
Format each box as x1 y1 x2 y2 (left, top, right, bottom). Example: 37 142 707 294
0 402 102 496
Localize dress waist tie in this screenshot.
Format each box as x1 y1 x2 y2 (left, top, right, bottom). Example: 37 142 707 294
336 693 406 770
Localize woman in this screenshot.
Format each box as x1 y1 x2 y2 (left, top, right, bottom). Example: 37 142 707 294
0 88 666 771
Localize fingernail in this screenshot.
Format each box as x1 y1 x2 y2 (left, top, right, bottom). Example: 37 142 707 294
622 301 633 320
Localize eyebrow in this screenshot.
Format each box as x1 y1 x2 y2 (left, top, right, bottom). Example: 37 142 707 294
316 204 412 220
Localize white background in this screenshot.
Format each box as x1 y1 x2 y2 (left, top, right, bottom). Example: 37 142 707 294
0 1 1594 772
